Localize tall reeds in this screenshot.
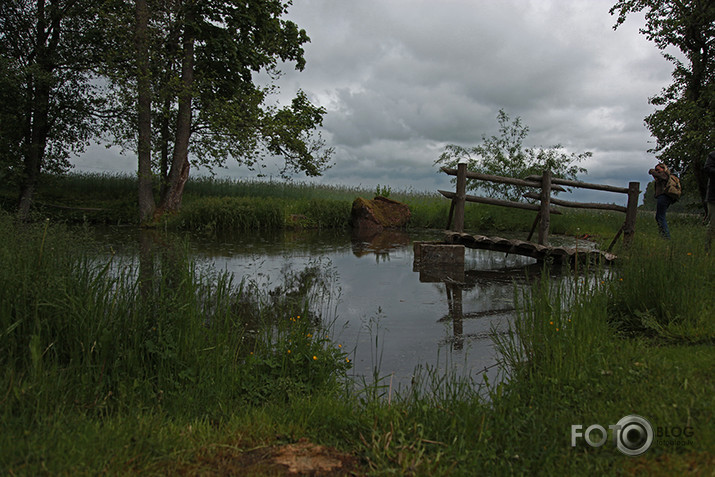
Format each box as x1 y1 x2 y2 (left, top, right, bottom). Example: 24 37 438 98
0 210 350 425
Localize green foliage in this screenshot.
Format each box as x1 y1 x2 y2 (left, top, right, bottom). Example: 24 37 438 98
170 196 285 233
375 184 392 198
610 0 715 201
607 228 715 342
0 210 350 427
1 210 713 474
100 0 333 218
436 109 590 201
0 0 104 212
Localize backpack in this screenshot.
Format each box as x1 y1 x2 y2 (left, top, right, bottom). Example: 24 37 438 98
664 173 682 201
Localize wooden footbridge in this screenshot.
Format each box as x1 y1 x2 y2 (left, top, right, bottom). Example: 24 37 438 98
444 231 617 263
420 164 640 265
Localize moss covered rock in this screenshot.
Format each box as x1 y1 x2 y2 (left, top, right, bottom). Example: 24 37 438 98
350 196 411 233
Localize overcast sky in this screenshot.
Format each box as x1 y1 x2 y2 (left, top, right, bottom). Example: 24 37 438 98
73 0 675 204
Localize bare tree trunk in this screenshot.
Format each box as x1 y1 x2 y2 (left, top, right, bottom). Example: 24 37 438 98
156 13 194 217
136 0 155 224
17 0 52 221
159 98 171 199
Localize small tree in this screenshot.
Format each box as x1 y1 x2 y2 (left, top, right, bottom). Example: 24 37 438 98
436 110 590 202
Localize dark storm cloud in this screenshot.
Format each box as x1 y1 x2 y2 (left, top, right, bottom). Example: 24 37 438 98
251 0 671 204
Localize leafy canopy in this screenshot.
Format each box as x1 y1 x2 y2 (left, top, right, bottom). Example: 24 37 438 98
100 0 332 179
610 0 714 202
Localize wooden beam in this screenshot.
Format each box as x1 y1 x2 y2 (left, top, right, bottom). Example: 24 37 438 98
441 167 566 192
452 163 467 232
524 175 629 194
522 192 627 213
623 181 640 246
538 170 551 245
438 190 562 214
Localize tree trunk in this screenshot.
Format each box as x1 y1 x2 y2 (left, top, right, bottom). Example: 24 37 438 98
156 14 194 218
159 98 171 199
17 0 52 221
136 0 155 223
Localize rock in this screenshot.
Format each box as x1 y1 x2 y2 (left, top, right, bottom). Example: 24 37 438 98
350 196 411 233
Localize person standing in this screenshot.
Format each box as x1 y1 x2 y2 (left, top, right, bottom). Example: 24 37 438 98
649 163 675 239
704 151 715 253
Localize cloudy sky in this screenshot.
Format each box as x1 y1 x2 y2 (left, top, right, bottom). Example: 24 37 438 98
73 0 675 204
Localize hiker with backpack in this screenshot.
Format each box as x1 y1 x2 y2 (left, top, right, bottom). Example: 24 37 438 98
649 162 681 239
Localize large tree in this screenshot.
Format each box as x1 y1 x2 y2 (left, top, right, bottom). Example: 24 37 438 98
102 0 332 223
436 110 590 202
611 0 715 207
0 0 102 219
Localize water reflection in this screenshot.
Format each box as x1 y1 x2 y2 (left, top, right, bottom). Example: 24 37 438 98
351 229 411 260
429 266 546 352
92 226 592 391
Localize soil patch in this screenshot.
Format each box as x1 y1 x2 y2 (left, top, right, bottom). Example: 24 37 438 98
172 438 364 476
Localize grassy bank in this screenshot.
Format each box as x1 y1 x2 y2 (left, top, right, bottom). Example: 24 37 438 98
1 172 630 242
1 189 713 474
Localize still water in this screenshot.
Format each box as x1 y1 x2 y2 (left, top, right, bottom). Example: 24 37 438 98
95 227 559 390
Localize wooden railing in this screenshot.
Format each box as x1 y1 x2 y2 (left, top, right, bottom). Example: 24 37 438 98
439 164 640 251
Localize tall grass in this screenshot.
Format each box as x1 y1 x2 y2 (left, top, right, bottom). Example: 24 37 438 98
0 210 350 430
607 225 714 342
2 172 640 241
2 178 713 474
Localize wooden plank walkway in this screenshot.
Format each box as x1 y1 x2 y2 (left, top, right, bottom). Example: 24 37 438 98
444 231 617 264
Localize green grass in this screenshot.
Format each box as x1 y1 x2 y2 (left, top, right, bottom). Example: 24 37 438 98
0 210 352 473
1 179 713 475
0 172 640 240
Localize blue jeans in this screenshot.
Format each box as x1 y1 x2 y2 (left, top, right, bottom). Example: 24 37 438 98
655 194 673 238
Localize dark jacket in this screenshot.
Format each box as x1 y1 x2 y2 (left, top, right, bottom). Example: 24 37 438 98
704 151 715 203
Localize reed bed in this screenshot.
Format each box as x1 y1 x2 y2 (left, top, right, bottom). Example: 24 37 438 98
1 172 641 242
0 210 351 471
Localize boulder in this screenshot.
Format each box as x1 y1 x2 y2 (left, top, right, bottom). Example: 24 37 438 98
350 196 411 234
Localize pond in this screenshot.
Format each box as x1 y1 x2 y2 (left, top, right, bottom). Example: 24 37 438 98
93 226 584 392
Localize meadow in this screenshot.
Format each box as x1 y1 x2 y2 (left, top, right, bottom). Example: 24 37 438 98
0 173 713 475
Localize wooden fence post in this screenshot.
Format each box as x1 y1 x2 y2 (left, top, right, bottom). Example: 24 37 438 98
453 162 467 233
623 181 640 246
538 170 552 245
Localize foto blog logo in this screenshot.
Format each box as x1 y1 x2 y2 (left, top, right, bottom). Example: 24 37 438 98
571 415 653 456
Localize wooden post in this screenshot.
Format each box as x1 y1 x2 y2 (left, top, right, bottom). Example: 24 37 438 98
453 162 467 233
446 199 455 230
623 181 640 247
526 212 541 242
538 170 552 245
